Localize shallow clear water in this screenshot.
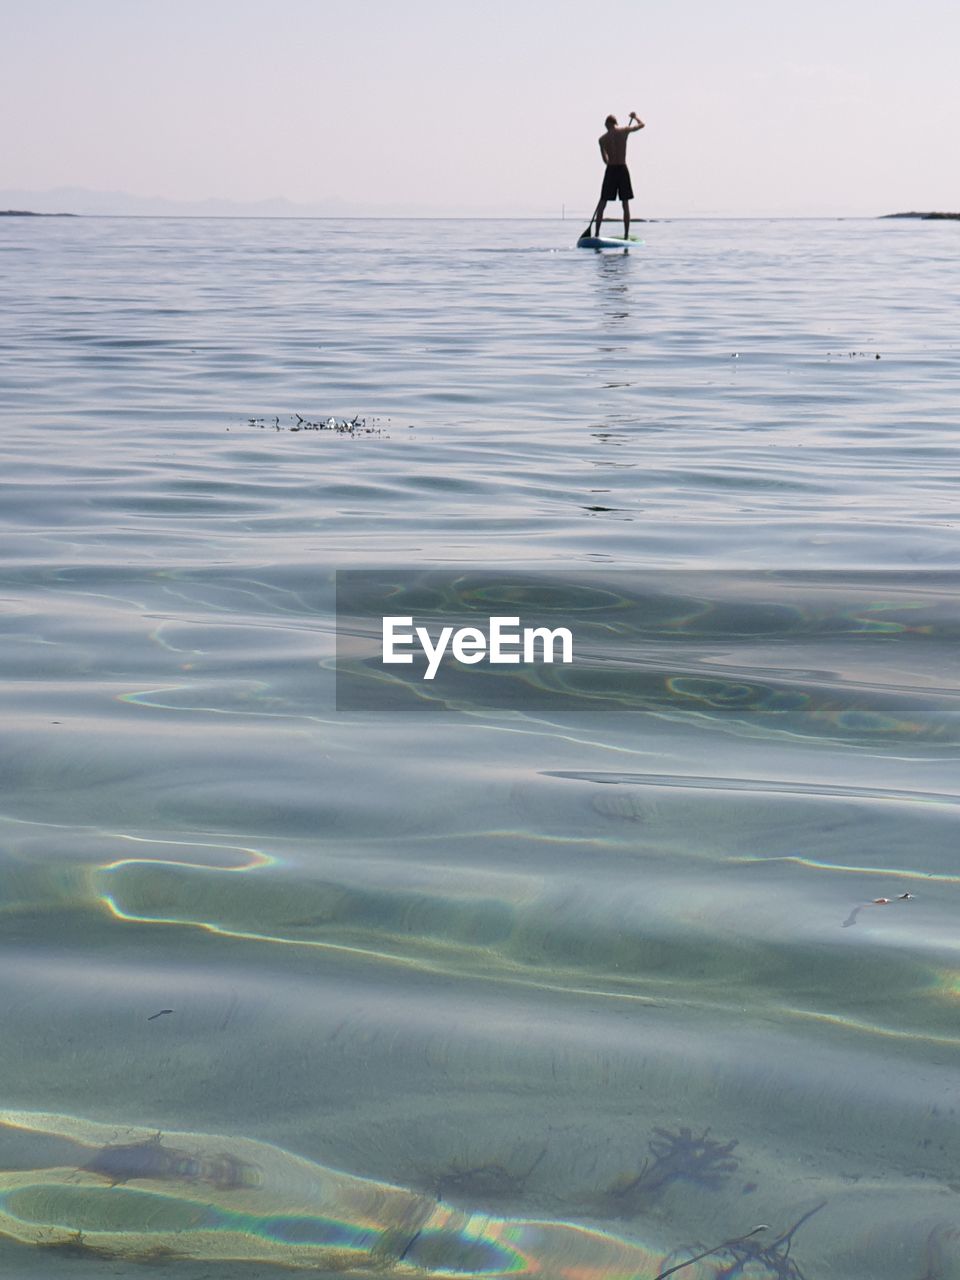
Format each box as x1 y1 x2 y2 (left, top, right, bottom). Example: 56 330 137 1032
1 216 959 1278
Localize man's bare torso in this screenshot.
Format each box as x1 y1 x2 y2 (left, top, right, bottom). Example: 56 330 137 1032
600 126 631 167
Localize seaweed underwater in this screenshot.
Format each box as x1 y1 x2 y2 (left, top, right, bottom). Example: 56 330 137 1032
599 1127 741 1218
424 1146 548 1203
654 1202 826 1280
34 1230 188 1265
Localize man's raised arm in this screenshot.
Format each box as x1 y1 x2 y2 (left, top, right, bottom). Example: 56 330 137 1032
627 112 645 131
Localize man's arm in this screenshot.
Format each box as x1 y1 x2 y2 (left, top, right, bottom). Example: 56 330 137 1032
627 112 645 131
598 137 609 164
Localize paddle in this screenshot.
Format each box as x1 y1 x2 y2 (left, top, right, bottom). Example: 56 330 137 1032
580 198 602 240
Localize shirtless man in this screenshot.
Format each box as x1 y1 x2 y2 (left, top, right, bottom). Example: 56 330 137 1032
593 112 645 239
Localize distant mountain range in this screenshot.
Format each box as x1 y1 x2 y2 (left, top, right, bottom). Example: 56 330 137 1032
0 186 552 218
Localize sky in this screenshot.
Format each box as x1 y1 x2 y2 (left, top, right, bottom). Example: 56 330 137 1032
2 0 958 216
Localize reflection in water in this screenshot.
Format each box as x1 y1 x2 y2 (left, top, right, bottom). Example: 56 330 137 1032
592 252 635 328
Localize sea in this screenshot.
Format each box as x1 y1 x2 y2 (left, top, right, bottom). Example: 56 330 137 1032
0 215 958 1279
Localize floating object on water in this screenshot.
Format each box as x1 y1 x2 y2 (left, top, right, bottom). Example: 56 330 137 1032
247 413 387 436
842 891 915 927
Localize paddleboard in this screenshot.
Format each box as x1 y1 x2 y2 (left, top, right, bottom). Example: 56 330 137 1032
576 235 644 249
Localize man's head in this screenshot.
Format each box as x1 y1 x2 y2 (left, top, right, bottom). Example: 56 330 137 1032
605 115 617 129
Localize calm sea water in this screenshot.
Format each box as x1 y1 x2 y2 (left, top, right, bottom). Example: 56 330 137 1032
1 216 959 1279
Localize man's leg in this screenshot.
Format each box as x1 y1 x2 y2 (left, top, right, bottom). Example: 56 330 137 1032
622 200 630 239
594 200 607 237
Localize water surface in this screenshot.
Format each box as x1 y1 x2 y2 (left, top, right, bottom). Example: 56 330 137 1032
1 216 959 1278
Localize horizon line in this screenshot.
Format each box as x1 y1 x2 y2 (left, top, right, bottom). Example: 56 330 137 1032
1 212 901 222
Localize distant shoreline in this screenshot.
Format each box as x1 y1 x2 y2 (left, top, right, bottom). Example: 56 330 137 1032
882 211 960 221
3 207 958 222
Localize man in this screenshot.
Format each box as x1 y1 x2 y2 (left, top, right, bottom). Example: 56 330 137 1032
593 112 645 239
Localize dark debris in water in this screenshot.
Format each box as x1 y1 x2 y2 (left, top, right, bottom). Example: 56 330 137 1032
36 1230 187 1264
600 1127 740 1218
247 413 392 436
82 1131 260 1191
427 1147 547 1203
656 1201 826 1280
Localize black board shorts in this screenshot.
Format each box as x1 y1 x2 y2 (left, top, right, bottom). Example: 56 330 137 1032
601 164 634 202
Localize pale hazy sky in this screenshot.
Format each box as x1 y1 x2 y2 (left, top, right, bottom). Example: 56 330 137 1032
2 0 958 215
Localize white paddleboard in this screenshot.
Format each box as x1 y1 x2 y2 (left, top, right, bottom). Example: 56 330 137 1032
577 235 644 249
